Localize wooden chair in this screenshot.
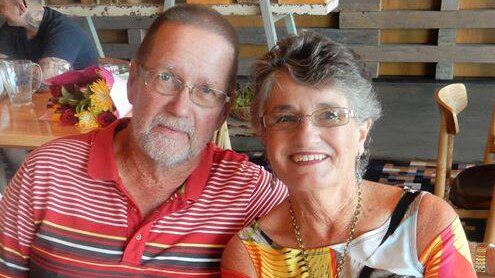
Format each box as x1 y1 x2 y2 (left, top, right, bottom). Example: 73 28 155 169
212 121 232 150
484 103 495 164
434 84 495 242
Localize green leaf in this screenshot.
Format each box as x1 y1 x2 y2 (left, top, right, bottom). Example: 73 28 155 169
61 86 74 99
76 99 91 114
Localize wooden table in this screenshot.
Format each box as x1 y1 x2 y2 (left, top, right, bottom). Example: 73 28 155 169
0 93 91 148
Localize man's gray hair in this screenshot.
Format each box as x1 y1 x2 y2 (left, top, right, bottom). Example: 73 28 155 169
250 31 382 134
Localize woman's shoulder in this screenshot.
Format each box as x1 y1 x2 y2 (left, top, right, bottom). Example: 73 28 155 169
365 181 456 228
415 192 458 253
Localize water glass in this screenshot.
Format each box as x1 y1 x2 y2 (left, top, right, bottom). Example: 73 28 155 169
1 60 42 106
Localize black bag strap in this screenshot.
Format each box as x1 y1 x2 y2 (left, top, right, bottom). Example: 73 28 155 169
358 190 421 278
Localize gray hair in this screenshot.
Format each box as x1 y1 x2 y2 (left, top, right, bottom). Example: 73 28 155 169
250 31 382 177
135 4 239 95
251 31 381 132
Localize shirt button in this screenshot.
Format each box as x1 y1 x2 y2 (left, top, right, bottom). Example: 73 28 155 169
135 234 142 240
131 207 137 212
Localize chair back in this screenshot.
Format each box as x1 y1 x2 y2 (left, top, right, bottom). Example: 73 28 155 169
484 103 495 164
212 121 232 150
434 84 468 199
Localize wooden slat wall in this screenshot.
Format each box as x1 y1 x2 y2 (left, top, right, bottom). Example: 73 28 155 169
339 0 495 78
42 0 495 79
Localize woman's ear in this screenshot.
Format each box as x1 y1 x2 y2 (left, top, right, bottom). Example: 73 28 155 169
358 119 373 155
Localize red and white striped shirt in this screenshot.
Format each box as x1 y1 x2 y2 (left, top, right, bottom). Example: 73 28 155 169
0 119 287 277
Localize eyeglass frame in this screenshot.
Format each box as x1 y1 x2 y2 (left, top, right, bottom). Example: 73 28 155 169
261 107 356 131
137 63 231 108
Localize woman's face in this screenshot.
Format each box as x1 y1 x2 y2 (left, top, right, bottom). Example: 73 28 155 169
263 72 370 192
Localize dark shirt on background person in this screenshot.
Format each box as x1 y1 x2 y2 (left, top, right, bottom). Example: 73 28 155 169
0 7 98 70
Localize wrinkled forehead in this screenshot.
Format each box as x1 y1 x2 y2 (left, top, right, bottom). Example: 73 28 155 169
265 72 350 109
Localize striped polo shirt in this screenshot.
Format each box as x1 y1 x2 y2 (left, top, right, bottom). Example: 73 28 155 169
0 119 288 277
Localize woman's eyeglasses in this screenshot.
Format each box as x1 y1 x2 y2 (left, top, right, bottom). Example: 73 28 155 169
262 107 355 131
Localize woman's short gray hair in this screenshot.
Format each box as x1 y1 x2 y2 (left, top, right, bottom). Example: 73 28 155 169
250 31 382 135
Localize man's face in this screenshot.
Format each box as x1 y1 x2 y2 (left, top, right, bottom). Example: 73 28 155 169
128 23 234 168
0 0 22 26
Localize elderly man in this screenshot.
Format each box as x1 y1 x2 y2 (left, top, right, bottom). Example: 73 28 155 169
0 5 287 277
0 0 98 80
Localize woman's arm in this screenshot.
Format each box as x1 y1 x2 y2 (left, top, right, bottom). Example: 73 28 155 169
221 235 258 278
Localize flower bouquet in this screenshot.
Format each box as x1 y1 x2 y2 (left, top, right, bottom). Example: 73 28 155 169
46 66 118 129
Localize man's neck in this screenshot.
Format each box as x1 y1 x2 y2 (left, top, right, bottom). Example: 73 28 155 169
23 7 45 39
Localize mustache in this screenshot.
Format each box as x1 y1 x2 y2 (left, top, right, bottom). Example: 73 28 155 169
149 115 194 136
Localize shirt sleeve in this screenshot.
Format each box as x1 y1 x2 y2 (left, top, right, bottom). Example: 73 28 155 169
41 22 83 65
0 163 36 277
0 24 16 58
244 166 288 226
419 217 477 278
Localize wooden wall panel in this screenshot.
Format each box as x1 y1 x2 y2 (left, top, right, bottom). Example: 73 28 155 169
226 14 336 28
98 29 127 43
460 0 495 9
380 29 436 44
381 0 440 10
379 62 435 76
340 10 495 29
36 0 495 78
457 29 495 43
455 63 495 77
339 0 380 11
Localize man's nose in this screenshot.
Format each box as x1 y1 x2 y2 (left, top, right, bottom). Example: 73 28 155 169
165 85 192 117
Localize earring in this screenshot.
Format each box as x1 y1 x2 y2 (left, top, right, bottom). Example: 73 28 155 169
355 154 363 184
355 148 369 185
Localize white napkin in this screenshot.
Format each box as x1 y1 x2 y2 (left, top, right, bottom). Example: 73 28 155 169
109 74 132 118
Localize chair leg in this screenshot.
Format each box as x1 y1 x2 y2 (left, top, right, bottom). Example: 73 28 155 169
435 124 450 199
485 184 495 243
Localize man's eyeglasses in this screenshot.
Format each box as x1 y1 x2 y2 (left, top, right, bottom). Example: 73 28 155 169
262 107 356 131
139 65 230 108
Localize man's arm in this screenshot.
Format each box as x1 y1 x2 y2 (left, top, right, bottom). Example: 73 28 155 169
244 167 288 226
38 56 71 83
0 163 35 277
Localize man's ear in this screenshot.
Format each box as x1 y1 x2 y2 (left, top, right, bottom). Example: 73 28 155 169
215 104 229 130
127 60 139 105
215 90 235 130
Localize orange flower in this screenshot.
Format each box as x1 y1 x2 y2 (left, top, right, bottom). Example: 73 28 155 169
77 110 99 129
89 79 113 113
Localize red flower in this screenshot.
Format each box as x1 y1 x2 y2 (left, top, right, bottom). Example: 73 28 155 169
97 111 117 127
59 109 78 126
50 85 62 99
56 104 73 113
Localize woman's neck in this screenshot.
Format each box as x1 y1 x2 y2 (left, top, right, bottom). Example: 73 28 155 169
287 178 363 246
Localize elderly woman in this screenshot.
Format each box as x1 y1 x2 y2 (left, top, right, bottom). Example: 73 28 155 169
221 32 476 277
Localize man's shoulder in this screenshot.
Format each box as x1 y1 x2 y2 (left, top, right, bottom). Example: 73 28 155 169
210 145 263 171
42 7 83 34
208 146 275 190
27 131 95 163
